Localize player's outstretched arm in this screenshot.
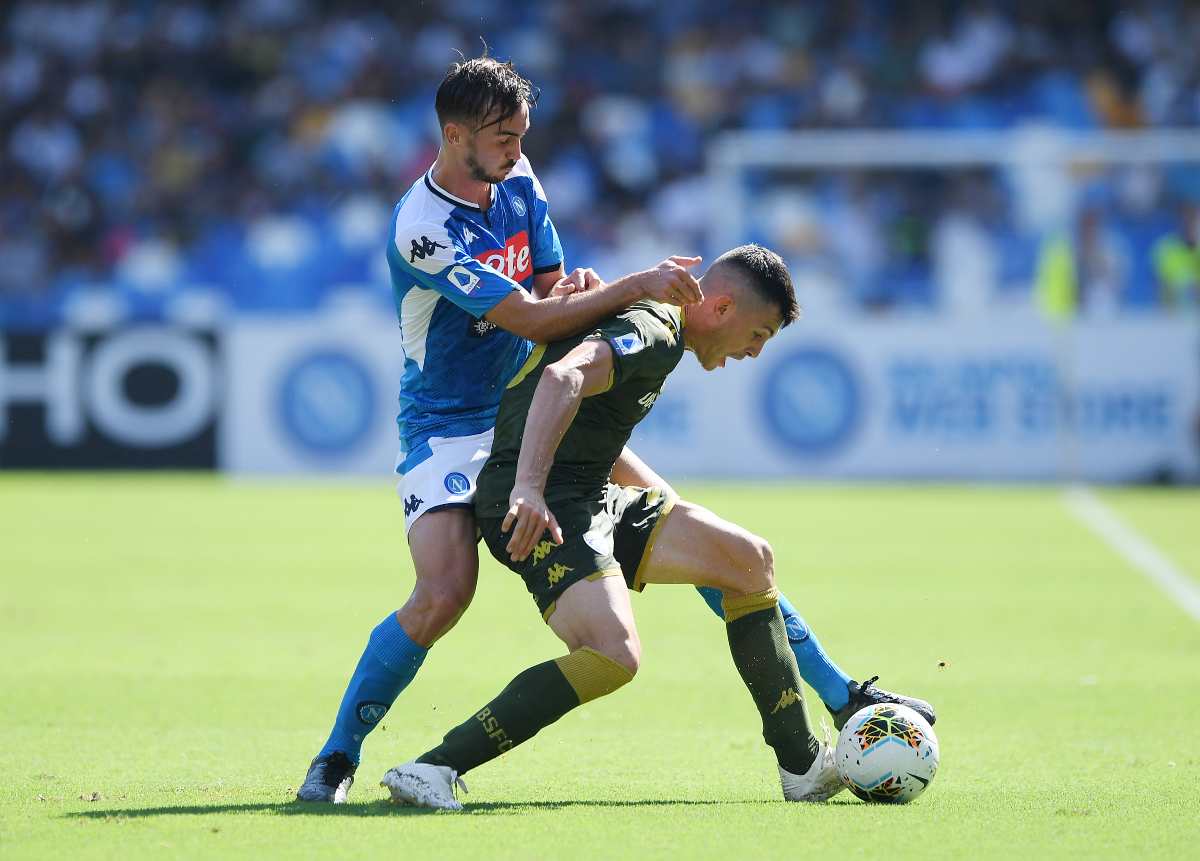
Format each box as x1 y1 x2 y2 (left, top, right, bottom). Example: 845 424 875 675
485 257 704 343
502 340 616 561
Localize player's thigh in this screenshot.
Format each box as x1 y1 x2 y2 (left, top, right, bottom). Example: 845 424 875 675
547 572 640 671
478 498 624 621
407 506 480 597
639 500 770 594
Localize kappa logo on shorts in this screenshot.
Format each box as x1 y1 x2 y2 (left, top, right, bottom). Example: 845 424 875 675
403 494 424 517
357 702 389 724
531 539 555 564
443 472 471 495
546 562 573 585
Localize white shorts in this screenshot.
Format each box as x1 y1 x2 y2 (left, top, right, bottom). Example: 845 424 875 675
396 428 494 534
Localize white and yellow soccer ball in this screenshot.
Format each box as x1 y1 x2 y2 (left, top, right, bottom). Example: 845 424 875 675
835 703 939 803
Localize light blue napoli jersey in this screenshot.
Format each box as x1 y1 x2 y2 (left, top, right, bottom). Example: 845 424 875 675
387 156 564 474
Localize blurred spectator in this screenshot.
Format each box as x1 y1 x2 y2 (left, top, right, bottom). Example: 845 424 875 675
1153 203 1200 310
2 0 1199 324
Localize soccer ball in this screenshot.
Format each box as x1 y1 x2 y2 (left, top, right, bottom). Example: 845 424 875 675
835 703 939 803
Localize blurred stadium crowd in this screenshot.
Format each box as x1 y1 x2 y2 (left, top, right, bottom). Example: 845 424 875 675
2 0 1199 325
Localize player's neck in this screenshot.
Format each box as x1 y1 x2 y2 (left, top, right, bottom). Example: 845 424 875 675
431 153 492 210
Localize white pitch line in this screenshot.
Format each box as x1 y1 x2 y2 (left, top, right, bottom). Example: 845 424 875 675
1063 485 1200 623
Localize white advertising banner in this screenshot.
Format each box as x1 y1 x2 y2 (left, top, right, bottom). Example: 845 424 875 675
221 307 1200 482
222 307 404 475
628 315 1200 482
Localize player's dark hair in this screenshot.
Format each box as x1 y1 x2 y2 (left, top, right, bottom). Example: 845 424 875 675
711 244 800 326
435 54 539 132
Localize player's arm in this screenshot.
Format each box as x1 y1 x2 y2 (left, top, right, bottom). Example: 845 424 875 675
531 265 566 299
485 257 703 343
611 446 677 499
502 340 616 561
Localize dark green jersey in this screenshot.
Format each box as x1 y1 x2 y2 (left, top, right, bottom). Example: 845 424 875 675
475 301 685 518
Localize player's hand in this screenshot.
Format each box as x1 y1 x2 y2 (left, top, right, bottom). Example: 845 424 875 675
549 267 603 297
502 484 564 562
636 256 704 307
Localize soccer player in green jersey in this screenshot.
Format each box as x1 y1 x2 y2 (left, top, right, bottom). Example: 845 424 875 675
381 244 933 807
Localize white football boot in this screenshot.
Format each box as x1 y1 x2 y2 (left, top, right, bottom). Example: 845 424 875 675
778 740 845 802
380 761 468 811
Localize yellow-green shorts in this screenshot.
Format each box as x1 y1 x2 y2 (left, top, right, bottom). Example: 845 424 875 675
478 484 676 621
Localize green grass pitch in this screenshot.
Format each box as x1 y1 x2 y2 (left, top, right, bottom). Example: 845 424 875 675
2 475 1199 859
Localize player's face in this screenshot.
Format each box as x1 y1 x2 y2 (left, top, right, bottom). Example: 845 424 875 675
465 103 530 184
697 298 781 371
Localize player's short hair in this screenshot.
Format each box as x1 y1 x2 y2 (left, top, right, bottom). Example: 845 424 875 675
436 55 539 132
710 244 800 327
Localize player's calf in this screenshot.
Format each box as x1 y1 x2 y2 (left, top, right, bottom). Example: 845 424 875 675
722 588 823 777
394 578 639 788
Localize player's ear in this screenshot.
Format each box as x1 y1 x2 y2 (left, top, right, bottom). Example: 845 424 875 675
443 120 464 146
713 294 734 323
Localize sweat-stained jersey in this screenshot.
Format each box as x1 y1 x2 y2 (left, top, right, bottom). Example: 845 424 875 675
474 301 686 518
386 156 563 474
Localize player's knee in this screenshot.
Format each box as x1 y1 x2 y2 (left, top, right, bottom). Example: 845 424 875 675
404 572 476 632
584 631 640 677
606 638 641 676
557 644 636 705
424 579 475 622
748 534 776 591
722 531 774 594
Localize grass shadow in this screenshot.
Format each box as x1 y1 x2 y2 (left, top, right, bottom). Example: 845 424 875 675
64 796 818 820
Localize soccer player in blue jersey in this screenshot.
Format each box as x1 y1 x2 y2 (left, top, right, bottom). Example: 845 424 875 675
297 56 932 803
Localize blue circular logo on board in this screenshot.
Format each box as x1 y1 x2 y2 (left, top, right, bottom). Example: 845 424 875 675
278 351 375 455
761 348 860 455
444 471 471 494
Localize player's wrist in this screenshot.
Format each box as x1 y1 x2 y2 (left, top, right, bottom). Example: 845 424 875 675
634 270 657 301
613 270 651 302
512 477 546 499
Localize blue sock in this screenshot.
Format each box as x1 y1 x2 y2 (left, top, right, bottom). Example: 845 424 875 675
318 613 427 764
697 586 851 711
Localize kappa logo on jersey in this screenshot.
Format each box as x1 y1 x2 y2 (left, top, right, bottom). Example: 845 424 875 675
637 390 660 411
409 235 447 264
403 494 424 517
613 333 644 356
474 230 532 282
461 225 478 245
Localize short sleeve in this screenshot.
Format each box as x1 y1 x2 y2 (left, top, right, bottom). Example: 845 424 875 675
584 309 678 390
532 212 563 274
511 156 563 274
390 218 519 318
